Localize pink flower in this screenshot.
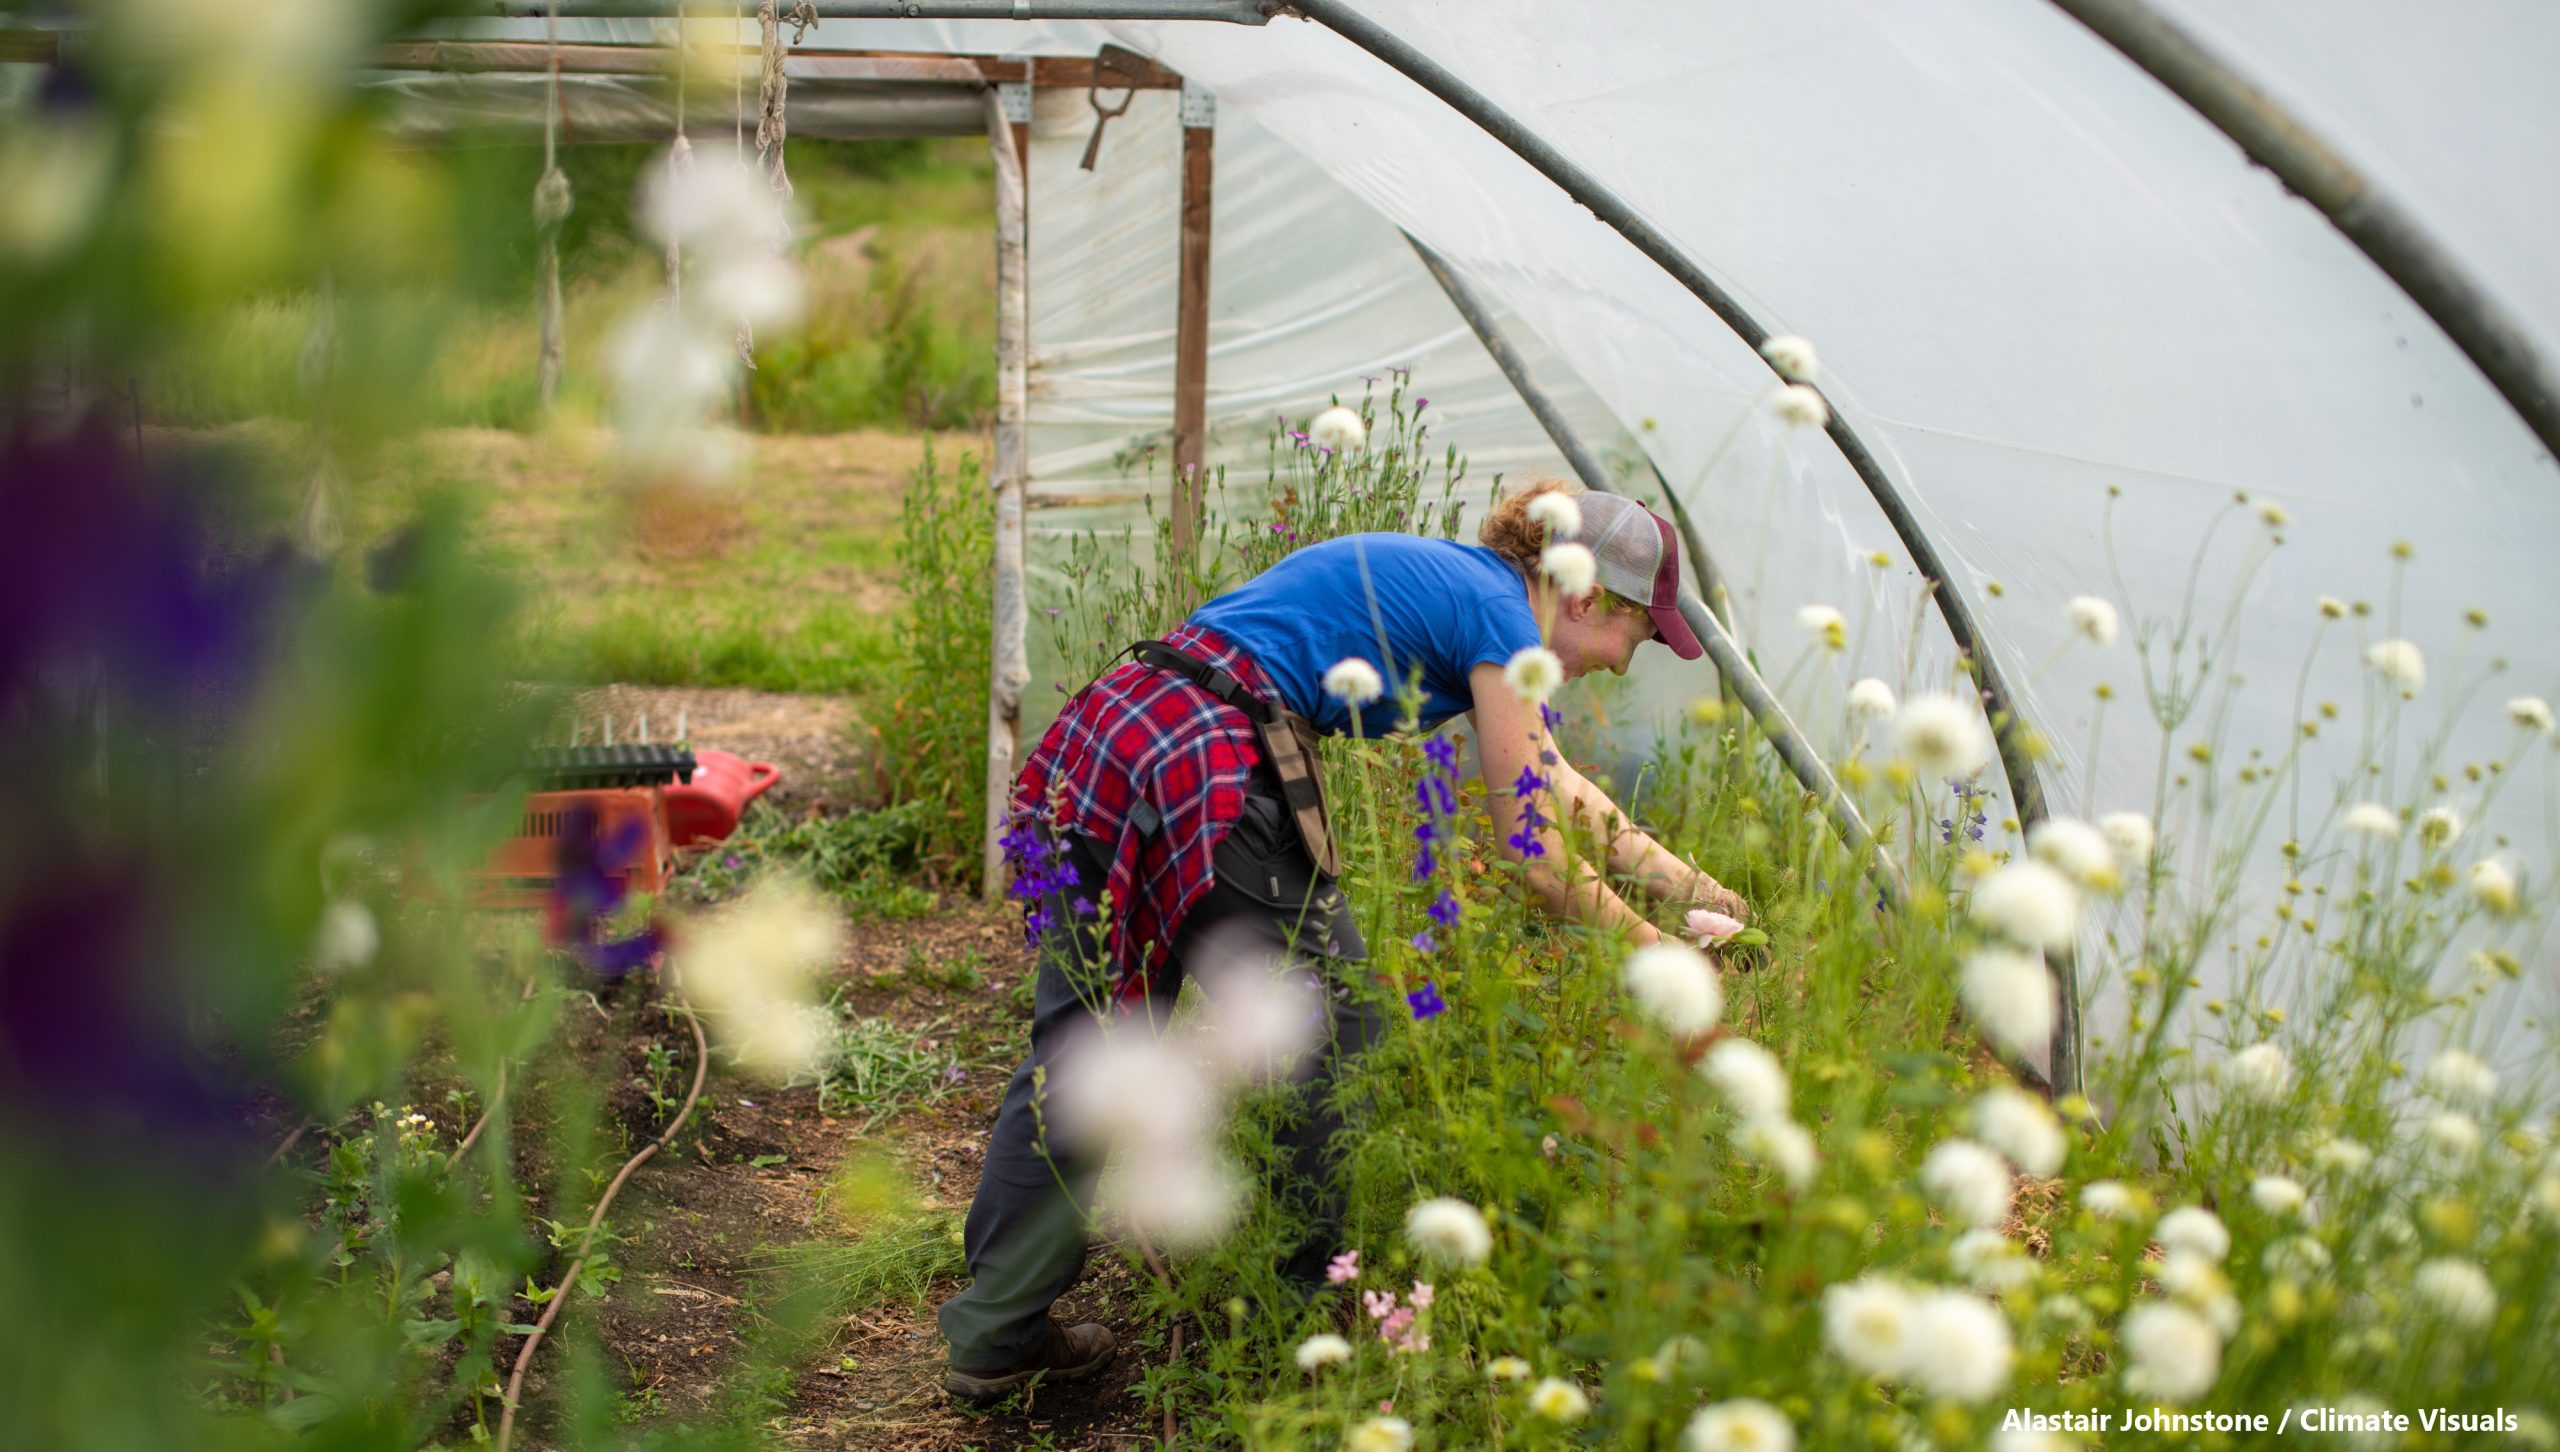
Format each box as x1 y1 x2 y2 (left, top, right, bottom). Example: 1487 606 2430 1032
1378 1306 1414 1343
1687 908 1744 943
1409 1281 1435 1310
1363 1289 1398 1320
1326 1249 1361 1285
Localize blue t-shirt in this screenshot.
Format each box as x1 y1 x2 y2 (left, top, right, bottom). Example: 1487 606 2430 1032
1187 534 1540 737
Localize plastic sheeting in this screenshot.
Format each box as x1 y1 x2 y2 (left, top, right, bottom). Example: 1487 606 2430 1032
301 7 2560 1082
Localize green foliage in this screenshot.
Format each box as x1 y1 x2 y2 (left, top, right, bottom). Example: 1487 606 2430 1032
789 996 964 1131
870 445 995 876
752 1213 967 1316
1048 380 1481 690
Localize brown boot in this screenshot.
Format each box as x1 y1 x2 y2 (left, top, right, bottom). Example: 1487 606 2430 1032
943 1320 1116 1406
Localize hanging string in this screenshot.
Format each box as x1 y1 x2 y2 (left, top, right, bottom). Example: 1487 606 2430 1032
664 9 693 304
733 0 755 370
534 0 573 413
754 1 817 207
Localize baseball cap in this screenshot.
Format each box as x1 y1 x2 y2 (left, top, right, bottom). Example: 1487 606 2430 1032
1561 491 1706 661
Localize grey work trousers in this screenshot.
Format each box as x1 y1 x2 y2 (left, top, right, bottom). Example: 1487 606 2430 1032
936 785 1376 1373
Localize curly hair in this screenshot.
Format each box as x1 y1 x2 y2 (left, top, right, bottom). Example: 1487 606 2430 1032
1477 477 1583 574
1479 478 1643 615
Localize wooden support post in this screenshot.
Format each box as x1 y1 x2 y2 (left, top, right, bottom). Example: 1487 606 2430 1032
980 87 1031 900
1167 82 1215 569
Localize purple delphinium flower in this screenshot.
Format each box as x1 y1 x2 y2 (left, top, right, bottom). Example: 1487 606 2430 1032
547 803 667 978
1427 890 1461 928
1408 930 1436 954
1508 763 1552 859
1002 817 1081 947
1407 982 1446 1019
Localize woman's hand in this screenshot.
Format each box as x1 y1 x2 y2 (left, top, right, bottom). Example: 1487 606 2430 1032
1675 871 1748 922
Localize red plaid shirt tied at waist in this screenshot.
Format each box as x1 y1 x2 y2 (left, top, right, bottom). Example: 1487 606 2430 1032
1004 623 1272 1003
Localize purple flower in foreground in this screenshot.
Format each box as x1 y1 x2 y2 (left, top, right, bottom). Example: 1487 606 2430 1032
1409 930 1436 954
1423 738 1458 772
1427 890 1461 928
1407 982 1446 1019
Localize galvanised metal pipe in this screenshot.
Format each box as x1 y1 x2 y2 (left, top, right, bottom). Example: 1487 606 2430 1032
492 0 1269 19
1295 0 2070 1087
2050 0 2560 471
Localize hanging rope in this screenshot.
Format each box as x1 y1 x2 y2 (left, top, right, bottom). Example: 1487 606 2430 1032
754 1 817 206
733 0 755 369
663 13 693 304
533 1 573 413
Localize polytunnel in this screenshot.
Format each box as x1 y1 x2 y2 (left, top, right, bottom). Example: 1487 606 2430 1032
361 0 2560 1100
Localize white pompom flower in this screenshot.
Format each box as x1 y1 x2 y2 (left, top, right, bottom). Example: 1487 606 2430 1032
1623 941 1724 1037
2506 696 2555 734
2029 816 2123 895
2121 1301 2222 1401
2342 802 2400 839
1960 947 2054 1059
2155 1206 2230 1262
1733 1116 1818 1192
1502 646 1565 704
2100 811 2155 866
2312 1136 2373 1176
2223 1042 2292 1102
1822 1277 1917 1379
1702 1037 1791 1124
1526 1378 1591 1423
1972 1087 2067 1177
1683 1398 1796 1452
1348 1415 1414 1452
1307 404 1367 453
1322 657 1384 707
2423 1111 2482 1167
1540 542 1598 598
312 899 380 974
2365 638 2425 695
1968 860 2082 951
2081 1180 2142 1222
1904 1289 2016 1403
1405 1196 1492 1265
1921 1138 2015 1228
1951 1228 2036 1291
2413 1257 2498 1331
2066 595 2120 646
1526 490 1583 539
2422 1050 2499 1104
2249 1175 2310 1221
1294 1333 1352 1370
2468 859 2519 914
1771 383 1830 430
1796 604 1847 650
1759 334 1820 383
1847 677 1897 721
1893 693 1991 777
2417 805 2463 846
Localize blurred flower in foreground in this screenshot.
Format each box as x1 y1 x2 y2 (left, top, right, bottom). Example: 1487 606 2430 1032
2155 1205 2230 1262
1526 490 1582 538
1771 383 1829 430
1702 1038 1789 1123
676 877 841 1079
1503 646 1564 703
1406 1196 1492 1265
2066 595 2119 646
1969 859 2081 951
1847 676 1897 720
1527 1377 1590 1422
1684 1397 1795 1452
1541 542 1597 598
1921 1138 2014 1228
2342 802 2400 838
1348 1415 1413 1452
2506 696 2554 734
1894 694 1990 777
2423 1049 2498 1104
2028 816 2121 895
1972 1087 2066 1176
1960 946 2053 1059
1294 1333 1351 1370
1323 656 1384 706
2222 1042 2292 1102
1906 1288 2015 1401
1623 941 1723 1036
1796 604 1846 650
1759 334 1820 383
2099 810 2155 865
2364 638 2425 695
1308 405 1367 453
2121 1301 2221 1401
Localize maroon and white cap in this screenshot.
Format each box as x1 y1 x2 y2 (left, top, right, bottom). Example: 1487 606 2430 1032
1564 491 1706 661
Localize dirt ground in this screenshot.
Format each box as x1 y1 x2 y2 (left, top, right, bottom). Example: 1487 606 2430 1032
568 683 869 816
506 692 1162 1450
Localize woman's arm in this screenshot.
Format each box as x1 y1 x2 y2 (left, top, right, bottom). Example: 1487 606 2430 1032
1468 664 1670 945
1545 760 1748 918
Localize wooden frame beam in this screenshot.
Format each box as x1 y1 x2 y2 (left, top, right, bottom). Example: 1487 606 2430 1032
1166 83 1214 567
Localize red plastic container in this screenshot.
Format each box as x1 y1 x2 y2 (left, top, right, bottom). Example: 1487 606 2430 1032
662 747 782 847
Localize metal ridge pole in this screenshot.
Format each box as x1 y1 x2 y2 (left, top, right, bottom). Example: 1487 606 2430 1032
2049 0 2560 469
492 1 1269 19
1684 597 1908 910
1406 234 1741 664
1304 0 2067 1087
